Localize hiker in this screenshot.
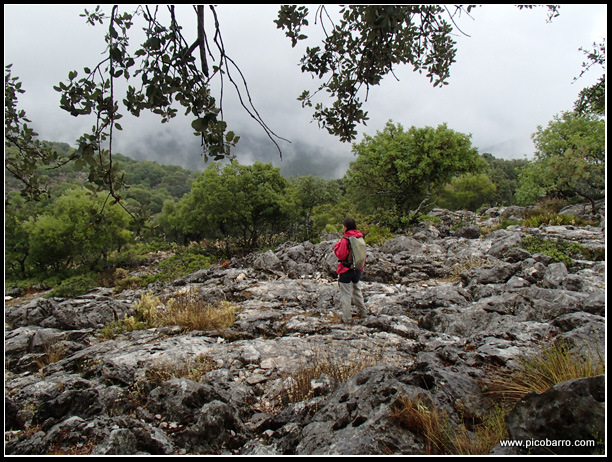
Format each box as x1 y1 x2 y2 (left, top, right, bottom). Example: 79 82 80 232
334 218 368 323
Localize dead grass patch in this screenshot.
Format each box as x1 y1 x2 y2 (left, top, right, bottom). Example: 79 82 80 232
100 289 236 339
441 256 494 282
35 343 68 370
145 354 218 386
486 340 605 406
390 396 508 455
137 289 236 331
280 346 384 405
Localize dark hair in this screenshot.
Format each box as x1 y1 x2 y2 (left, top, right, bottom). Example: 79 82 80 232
342 218 357 230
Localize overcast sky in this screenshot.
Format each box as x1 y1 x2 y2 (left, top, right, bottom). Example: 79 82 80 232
4 4 607 178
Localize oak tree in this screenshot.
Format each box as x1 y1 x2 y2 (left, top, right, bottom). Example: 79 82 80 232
345 121 485 221
515 111 605 208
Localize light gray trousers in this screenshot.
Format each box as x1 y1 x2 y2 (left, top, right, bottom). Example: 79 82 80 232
338 282 367 323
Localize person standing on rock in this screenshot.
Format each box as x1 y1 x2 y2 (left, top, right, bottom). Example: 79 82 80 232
334 218 368 323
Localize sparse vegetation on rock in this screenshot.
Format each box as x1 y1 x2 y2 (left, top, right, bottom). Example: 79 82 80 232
5 205 605 455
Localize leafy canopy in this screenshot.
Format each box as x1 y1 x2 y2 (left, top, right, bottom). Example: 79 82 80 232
275 5 560 142
5 65 62 200
345 121 484 220
573 40 605 116
515 111 605 208
437 173 497 212
176 161 290 253
275 5 463 142
21 187 132 272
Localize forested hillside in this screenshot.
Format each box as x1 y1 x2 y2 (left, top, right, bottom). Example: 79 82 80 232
4 117 603 300
5 6 604 302
5 142 198 209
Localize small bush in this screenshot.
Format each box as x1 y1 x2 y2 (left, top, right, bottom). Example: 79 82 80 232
480 217 522 235
418 215 442 225
522 198 593 228
47 274 97 298
522 211 586 228
98 314 148 340
140 251 214 286
521 235 598 266
114 275 144 292
363 224 394 246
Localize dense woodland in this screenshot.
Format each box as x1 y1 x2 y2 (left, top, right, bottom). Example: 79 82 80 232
5 136 520 287
4 109 604 299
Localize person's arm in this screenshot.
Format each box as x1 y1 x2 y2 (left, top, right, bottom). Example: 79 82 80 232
334 237 349 261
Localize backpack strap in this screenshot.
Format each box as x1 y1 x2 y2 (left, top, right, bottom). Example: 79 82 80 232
340 236 353 268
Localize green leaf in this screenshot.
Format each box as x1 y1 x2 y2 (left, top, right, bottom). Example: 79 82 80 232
191 118 207 132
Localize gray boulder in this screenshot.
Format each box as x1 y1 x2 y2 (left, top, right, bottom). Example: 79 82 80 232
497 375 605 455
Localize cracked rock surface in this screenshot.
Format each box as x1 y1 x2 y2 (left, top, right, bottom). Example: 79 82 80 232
5 206 605 455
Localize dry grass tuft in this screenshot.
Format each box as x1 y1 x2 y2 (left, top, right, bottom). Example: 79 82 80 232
389 339 602 455
99 289 236 339
390 396 508 455
35 343 68 370
145 354 218 386
281 347 384 405
391 395 451 454
441 256 494 282
153 289 236 331
487 340 605 406
389 340 605 454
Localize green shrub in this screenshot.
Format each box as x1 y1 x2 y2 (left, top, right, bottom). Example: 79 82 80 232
522 211 586 228
419 215 442 225
114 275 144 292
98 314 147 340
47 274 98 298
498 217 521 229
137 247 214 286
364 224 394 246
521 235 599 266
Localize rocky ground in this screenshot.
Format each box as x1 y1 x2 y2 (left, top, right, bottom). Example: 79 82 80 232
4 206 606 455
